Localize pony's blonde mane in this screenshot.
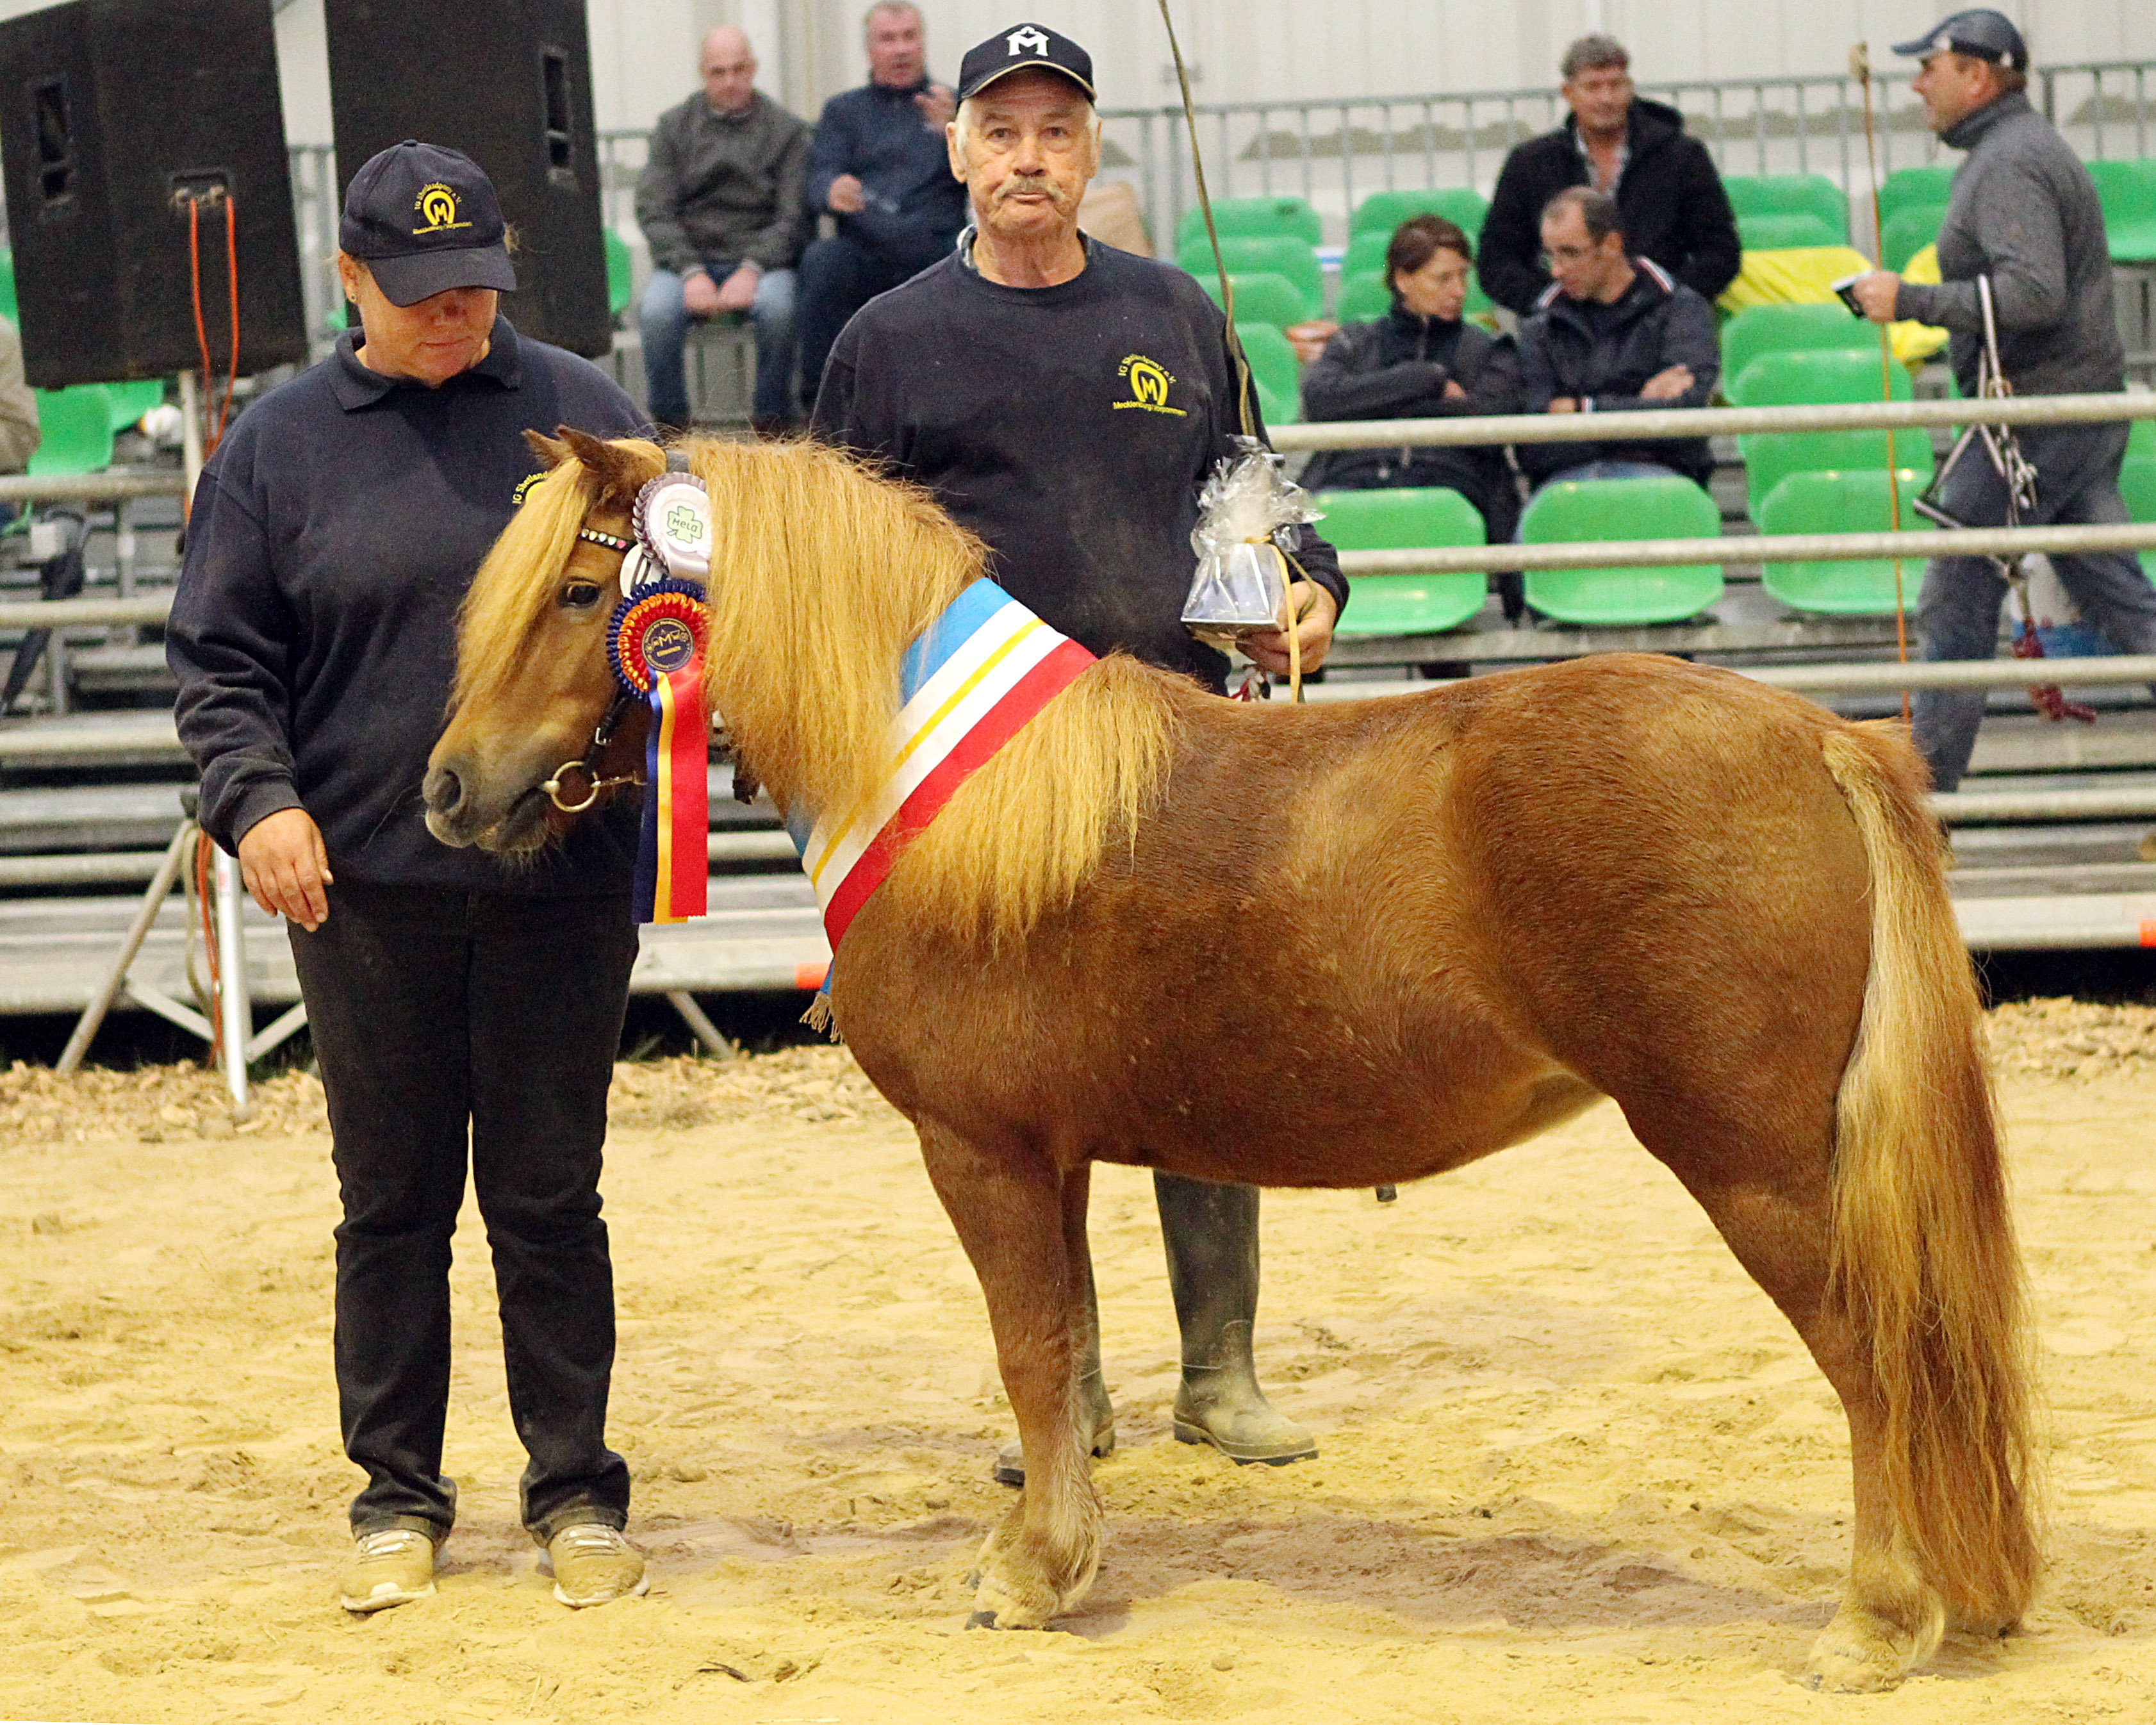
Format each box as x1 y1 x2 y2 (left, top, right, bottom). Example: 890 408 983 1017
454 432 1176 946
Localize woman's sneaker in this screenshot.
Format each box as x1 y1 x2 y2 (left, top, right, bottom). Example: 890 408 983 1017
338 1527 437 1613
545 1522 648 1608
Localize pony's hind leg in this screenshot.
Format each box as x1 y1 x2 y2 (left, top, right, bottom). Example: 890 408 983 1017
916 1123 1102 1628
1648 1142 1945 1691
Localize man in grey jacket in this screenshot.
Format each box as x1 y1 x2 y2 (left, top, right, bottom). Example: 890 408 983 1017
1850 8 2156 792
636 26 812 433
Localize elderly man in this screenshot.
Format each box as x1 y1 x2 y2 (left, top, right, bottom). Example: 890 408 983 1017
814 22 1346 1482
1515 187 1719 492
1479 34 1740 318
636 26 811 434
1847 9 2156 793
794 2 969 411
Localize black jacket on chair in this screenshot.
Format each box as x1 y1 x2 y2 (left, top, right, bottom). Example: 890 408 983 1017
1299 306 1522 539
1477 97 1742 317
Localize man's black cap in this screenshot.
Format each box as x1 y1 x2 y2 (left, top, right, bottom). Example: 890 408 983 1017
956 22 1094 104
1891 8 2028 71
339 140 518 307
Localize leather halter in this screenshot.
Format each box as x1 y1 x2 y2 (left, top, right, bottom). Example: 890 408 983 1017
539 450 698 813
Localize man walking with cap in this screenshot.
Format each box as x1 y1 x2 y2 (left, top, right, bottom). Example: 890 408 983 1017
814 23 1347 1483
170 140 651 1614
1846 10 2156 791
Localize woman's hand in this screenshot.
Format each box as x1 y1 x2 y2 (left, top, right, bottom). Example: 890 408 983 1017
237 807 334 931
1240 581 1340 677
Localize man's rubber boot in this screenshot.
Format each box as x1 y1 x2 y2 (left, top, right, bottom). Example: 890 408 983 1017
1157 1172 1317 1465
992 1365 1117 1487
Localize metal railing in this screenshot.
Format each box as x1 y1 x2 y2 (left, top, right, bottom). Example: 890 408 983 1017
1095 58 2156 250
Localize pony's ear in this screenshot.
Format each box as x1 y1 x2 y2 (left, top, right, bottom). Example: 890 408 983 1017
525 428 572 468
554 424 648 500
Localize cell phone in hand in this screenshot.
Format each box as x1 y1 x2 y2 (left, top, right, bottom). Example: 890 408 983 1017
1830 273 1867 316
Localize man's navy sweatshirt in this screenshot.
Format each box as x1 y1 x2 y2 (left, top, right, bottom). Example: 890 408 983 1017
805 78 968 259
166 318 647 893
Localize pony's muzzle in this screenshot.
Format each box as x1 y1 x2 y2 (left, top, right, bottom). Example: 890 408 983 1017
422 760 479 846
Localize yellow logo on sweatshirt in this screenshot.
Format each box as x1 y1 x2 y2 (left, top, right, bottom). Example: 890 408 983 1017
1114 354 1185 416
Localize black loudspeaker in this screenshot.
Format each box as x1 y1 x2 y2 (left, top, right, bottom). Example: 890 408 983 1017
0 0 307 389
324 0 610 358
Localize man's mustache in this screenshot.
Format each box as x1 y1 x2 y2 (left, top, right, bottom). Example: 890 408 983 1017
993 174 1076 212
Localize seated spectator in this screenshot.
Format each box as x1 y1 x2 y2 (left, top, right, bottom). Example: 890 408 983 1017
0 315 38 474
795 2 968 411
636 26 812 434
1515 188 1719 493
1300 215 1522 540
1479 33 1739 318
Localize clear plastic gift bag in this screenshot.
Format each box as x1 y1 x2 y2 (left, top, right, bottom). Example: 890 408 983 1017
1181 436 1322 650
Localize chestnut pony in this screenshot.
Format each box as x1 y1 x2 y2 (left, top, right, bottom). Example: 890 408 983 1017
425 431 2035 1692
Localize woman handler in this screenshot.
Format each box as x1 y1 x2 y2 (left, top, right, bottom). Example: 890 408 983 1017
168 143 649 1614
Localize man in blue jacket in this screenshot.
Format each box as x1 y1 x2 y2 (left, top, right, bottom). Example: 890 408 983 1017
795 2 969 410
1515 187 1720 492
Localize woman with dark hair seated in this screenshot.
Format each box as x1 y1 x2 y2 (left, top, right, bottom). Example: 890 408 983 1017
1301 214 1521 540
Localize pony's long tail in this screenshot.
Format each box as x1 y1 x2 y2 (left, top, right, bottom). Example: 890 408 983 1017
1822 724 2039 1631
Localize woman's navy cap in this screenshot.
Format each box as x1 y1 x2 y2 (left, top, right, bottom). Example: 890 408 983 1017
340 140 518 307
956 22 1094 104
1891 8 2028 72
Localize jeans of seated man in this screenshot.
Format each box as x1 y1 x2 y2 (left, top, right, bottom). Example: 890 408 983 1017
640 263 798 429
1913 418 2156 793
795 231 955 414
1515 458 1682 540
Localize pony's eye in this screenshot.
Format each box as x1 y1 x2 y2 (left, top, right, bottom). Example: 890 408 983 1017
561 581 603 611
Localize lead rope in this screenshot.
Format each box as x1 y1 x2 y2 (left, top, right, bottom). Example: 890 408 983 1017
1157 0 1306 703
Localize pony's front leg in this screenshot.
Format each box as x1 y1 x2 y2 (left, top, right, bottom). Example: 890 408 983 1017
917 1122 1103 1628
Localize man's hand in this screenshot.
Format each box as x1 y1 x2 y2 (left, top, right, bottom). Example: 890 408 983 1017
827 173 867 215
237 807 333 932
681 269 723 317
1442 377 1467 400
1547 397 1579 414
1849 269 1903 325
1240 580 1339 677
1639 363 1695 401
916 83 956 129
714 262 760 313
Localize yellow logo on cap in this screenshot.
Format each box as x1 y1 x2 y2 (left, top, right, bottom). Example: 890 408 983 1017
1114 354 1185 415
412 182 471 236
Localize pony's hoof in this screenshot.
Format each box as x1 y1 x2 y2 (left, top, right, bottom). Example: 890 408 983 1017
966 1610 1000 1630
1804 1622 1911 1692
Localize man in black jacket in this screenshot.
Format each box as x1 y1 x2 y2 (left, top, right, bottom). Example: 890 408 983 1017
1479 34 1740 318
795 2 969 410
1515 188 1720 490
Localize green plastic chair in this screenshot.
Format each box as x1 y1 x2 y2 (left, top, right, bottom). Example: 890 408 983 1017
2127 418 2155 458
1234 322 1301 427
1174 195 1322 253
1720 303 1873 392
1739 429 1933 518
2086 158 2156 263
1736 211 1843 252
1349 187 1488 240
1729 346 1914 409
1756 468 1934 615
605 229 634 320
0 250 15 322
1342 230 1392 281
1518 474 1724 624
1722 174 1850 244
103 378 165 431
1335 272 1392 324
1197 272 1306 329
1177 235 1320 319
1877 165 1956 228
27 384 115 476
2121 455 2156 577
1317 486 1488 635
1880 202 1949 272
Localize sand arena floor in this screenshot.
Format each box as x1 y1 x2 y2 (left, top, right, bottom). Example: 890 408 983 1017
3 1001 2156 1724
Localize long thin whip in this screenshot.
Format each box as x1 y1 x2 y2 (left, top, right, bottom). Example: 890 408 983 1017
1156 0 1305 700
1852 44 1911 723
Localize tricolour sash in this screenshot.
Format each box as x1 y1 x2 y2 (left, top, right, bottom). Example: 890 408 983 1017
788 579 1095 959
